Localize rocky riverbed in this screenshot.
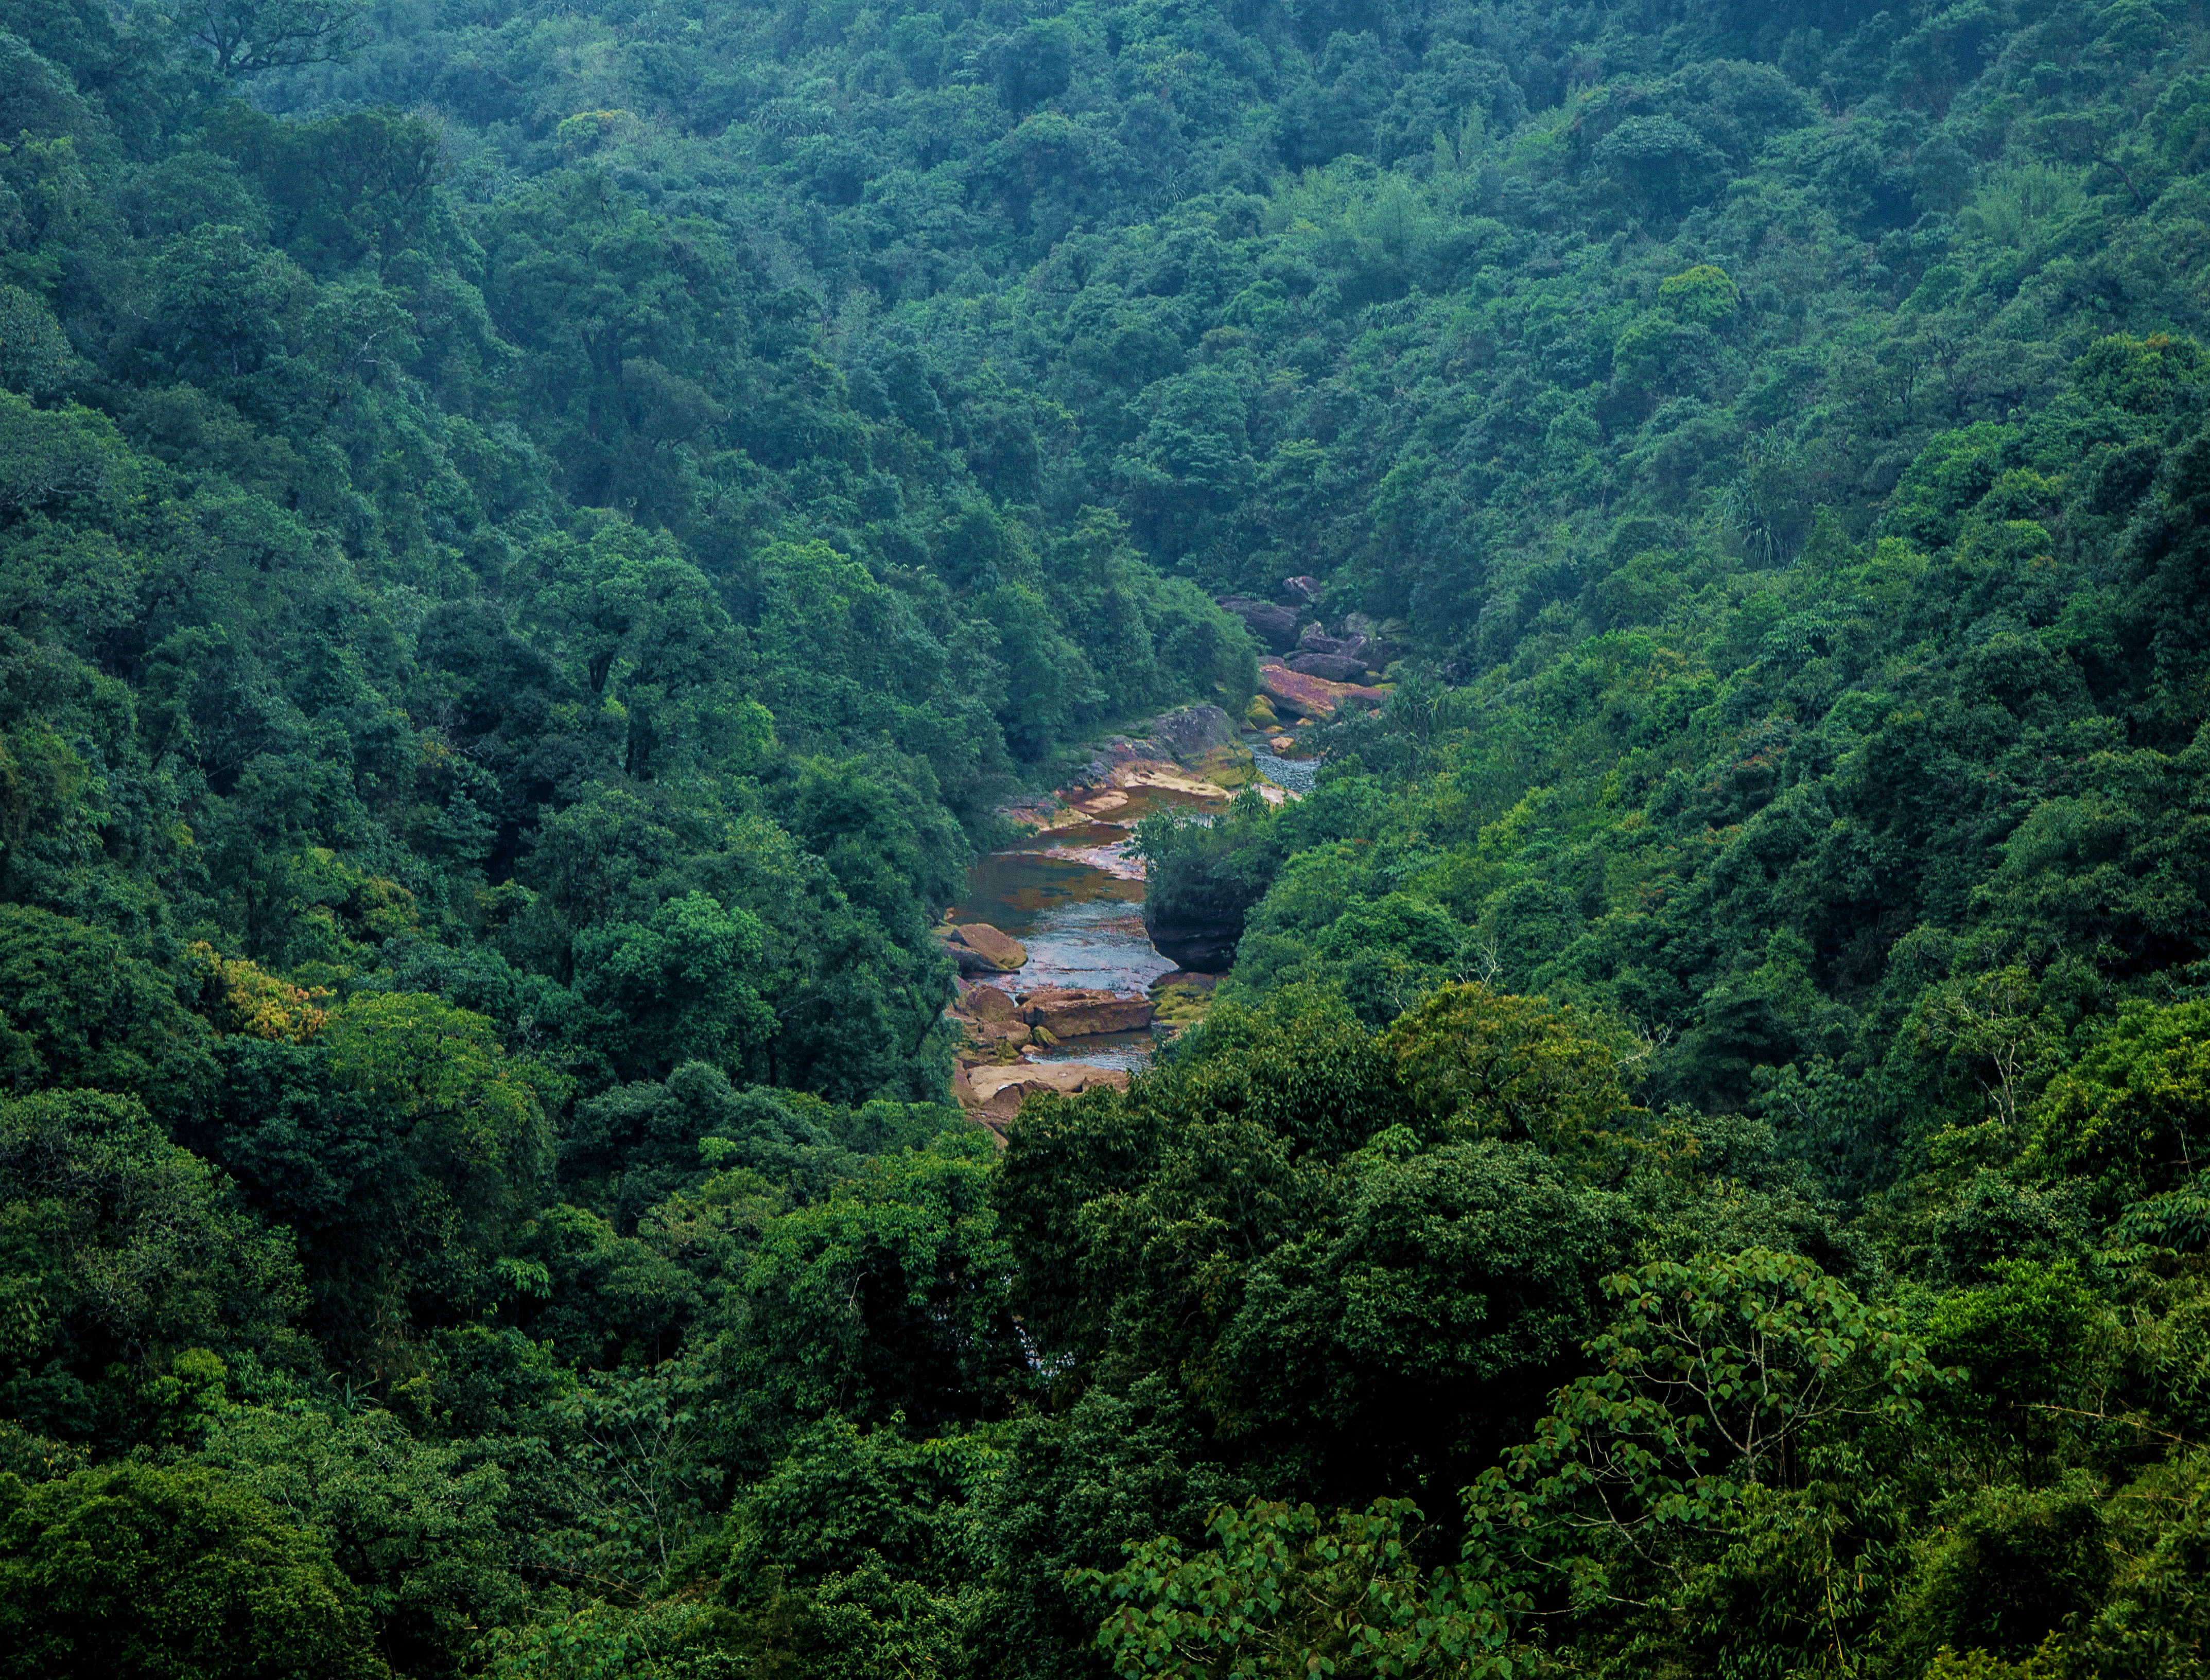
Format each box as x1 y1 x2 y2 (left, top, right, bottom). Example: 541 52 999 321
941 703 1301 1135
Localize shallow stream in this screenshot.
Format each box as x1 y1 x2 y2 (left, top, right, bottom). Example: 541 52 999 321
945 738 1316 1069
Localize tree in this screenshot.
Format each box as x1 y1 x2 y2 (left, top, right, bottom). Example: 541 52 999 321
0 906 216 1123
192 0 367 78
1379 983 1638 1157
197 1406 524 1680
721 1131 1027 1466
0 1088 303 1434
290 993 555 1349
2026 1000 2210 1214
1469 1249 1940 1613
573 891 776 1084
0 1463 386 1678
1084 1496 1534 1680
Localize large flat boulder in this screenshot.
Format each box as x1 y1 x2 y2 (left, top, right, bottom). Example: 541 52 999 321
943 921 1026 972
1103 757 1229 800
966 1061 1132 1103
1259 660 1387 720
1018 986 1155 1037
966 1060 1133 1128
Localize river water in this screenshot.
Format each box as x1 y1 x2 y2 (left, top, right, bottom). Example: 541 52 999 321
948 820 1180 1070
945 733 1315 1069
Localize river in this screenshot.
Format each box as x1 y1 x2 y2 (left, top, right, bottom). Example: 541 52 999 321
944 730 1310 1069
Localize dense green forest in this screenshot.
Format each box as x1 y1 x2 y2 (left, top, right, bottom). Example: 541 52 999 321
2 0 2208 1672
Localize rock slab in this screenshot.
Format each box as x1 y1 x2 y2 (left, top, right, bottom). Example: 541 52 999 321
1019 986 1155 1037
1258 660 1387 720
943 921 1026 973
1148 704 1240 764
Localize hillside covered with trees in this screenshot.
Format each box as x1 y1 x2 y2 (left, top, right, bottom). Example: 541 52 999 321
1 0 2208 1674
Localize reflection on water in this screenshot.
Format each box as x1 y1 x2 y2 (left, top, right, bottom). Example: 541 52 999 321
949 825 1175 1000
947 798 1233 1063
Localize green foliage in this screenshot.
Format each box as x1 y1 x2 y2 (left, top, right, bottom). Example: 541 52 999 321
722 1131 1028 1463
0 1089 303 1436
0 1462 386 1678
572 892 775 1084
1379 983 1638 1154
1471 1249 1940 1613
2027 1000 2210 1213
2 0 2210 1672
1084 1496 1535 1679
198 1404 523 1679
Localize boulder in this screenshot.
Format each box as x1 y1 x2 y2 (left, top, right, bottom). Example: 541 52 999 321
1019 986 1155 1037
964 1018 1031 1049
1286 651 1369 682
948 921 1026 971
1215 594 1300 654
967 1061 1132 1121
962 984 1017 1022
1151 970 1220 1027
1281 575 1322 604
1148 704 1239 764
1297 627 1370 660
1259 661 1387 720
948 941 1006 977
1343 613 1411 661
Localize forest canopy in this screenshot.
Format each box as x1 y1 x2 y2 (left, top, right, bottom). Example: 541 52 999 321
1 0 2208 1675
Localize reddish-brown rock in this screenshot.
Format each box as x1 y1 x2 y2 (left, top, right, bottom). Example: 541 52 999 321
1018 986 1155 1037
1258 660 1386 720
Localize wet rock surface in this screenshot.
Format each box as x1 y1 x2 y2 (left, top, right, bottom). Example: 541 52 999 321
1018 985 1156 1037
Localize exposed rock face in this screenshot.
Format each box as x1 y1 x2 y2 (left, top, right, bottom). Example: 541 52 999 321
1215 594 1300 653
1281 575 1322 604
1151 970 1219 1027
963 1060 1132 1130
1286 651 1369 682
1019 986 1155 1037
1149 704 1239 763
1259 660 1387 720
944 921 1026 972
